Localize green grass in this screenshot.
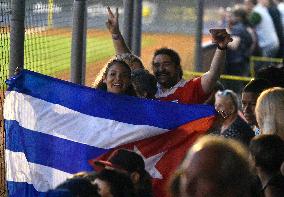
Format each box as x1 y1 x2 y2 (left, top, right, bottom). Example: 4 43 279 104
0 33 155 86
23 34 115 75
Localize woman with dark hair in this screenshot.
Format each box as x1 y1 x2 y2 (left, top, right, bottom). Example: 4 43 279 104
95 58 136 96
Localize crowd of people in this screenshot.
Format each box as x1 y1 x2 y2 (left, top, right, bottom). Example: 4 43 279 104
47 2 284 197
218 0 284 93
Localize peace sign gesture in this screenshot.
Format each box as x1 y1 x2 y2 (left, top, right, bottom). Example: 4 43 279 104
106 6 120 35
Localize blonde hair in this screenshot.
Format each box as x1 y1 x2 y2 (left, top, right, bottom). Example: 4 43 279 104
255 87 284 140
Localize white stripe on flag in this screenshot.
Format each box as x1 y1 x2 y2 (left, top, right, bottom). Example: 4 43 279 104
5 150 72 192
4 91 168 148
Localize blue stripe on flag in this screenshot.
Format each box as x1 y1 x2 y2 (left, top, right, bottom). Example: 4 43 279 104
5 120 108 173
6 70 216 129
7 182 46 197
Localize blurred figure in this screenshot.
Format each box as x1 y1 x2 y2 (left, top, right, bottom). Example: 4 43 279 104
267 0 284 58
244 0 258 13
241 79 272 135
223 5 253 93
47 177 100 197
274 0 284 29
249 0 279 59
169 170 183 197
218 7 229 28
72 171 97 182
243 0 263 72
249 135 284 197
238 2 262 57
131 69 157 99
93 149 153 197
256 65 284 87
212 89 255 146
177 135 254 197
255 87 284 140
93 169 136 197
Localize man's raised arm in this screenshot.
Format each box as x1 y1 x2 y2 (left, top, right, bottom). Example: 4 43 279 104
201 30 233 95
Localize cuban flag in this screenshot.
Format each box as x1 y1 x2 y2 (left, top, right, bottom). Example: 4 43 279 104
4 70 216 197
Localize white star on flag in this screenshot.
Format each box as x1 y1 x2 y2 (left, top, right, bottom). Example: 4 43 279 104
133 146 165 179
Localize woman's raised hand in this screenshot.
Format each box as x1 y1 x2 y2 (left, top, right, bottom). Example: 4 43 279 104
106 6 120 35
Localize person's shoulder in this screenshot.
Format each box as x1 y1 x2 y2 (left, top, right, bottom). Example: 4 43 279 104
185 76 202 85
270 173 284 187
267 174 284 197
236 116 254 131
231 23 245 35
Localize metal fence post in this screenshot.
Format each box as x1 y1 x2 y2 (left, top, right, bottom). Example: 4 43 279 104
71 0 87 85
9 0 25 77
194 0 204 72
132 0 142 56
122 0 133 50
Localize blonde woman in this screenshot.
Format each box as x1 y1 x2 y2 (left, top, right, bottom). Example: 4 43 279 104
255 87 284 140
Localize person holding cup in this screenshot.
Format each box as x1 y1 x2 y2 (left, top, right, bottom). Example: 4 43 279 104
106 7 233 104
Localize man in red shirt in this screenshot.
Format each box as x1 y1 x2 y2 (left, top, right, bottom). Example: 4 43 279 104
106 7 232 104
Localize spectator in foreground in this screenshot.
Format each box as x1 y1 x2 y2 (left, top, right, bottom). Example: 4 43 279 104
47 177 100 197
255 87 284 140
176 135 255 197
241 79 272 135
212 89 255 146
249 135 284 197
106 7 232 104
93 169 136 197
169 170 183 197
92 149 153 197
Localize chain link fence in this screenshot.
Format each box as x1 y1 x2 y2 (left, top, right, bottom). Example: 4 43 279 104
0 0 250 195
0 0 10 195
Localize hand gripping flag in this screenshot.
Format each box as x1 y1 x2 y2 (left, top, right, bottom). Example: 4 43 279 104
4 70 216 197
